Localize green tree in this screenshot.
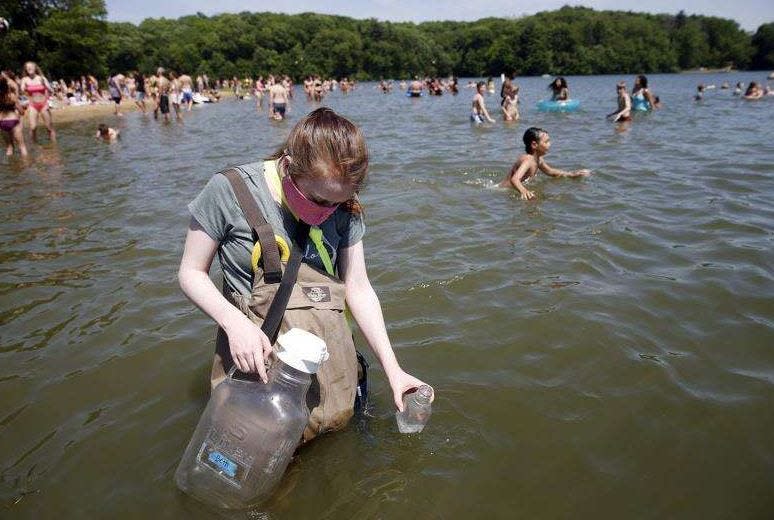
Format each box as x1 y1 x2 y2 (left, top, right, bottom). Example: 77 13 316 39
37 0 108 78
751 23 774 70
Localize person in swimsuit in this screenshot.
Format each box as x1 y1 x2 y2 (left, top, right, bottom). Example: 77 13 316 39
268 81 289 121
154 68 171 123
631 75 658 111
108 73 125 116
499 127 591 199
179 73 194 111
694 84 705 102
95 123 120 141
501 83 520 122
19 61 56 143
408 78 423 97
743 82 764 100
133 71 147 114
607 82 632 122
548 77 569 101
169 72 183 121
0 74 28 157
471 81 495 124
254 76 265 111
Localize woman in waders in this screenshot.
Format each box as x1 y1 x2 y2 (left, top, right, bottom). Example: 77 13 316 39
179 107 432 441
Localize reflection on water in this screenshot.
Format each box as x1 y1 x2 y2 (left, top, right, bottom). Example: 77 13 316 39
1 73 773 518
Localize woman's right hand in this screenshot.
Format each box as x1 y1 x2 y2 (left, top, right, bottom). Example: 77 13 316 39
223 312 273 383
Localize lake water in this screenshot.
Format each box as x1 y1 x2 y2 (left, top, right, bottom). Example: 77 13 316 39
1 72 773 519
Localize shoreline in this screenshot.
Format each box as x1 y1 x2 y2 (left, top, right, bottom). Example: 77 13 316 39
35 91 236 125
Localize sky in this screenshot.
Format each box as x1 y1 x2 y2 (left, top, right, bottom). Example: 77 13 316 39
106 0 773 31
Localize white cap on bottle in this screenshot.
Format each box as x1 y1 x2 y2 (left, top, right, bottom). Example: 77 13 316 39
275 328 329 374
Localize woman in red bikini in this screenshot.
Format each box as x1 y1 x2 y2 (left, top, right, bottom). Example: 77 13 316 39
19 61 56 143
0 74 28 157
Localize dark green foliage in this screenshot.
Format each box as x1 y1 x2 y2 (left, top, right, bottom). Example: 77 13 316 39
751 23 774 70
0 4 768 79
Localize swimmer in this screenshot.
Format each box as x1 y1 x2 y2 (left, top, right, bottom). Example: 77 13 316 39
607 82 632 122
632 75 658 111
254 76 265 111
499 127 590 199
169 72 183 120
133 71 147 113
408 78 423 97
695 84 705 101
733 82 744 96
95 123 119 141
268 80 289 120
19 61 56 142
107 72 125 116
501 84 520 122
486 77 495 93
548 77 569 101
471 81 495 124
154 68 171 123
179 73 194 111
0 74 28 157
743 82 764 100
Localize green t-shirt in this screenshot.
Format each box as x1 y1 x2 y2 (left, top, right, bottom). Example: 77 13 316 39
188 161 365 295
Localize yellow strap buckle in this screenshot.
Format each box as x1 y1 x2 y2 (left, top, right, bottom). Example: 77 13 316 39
251 235 290 273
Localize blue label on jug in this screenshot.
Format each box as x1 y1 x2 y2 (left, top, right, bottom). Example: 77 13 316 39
207 450 238 478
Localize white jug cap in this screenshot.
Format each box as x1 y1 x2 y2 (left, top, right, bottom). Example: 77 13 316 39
275 328 329 374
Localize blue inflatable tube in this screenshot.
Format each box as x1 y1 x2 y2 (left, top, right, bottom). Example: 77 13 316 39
537 99 580 112
406 91 423 97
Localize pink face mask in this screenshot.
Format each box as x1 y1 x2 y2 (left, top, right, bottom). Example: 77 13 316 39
282 174 339 226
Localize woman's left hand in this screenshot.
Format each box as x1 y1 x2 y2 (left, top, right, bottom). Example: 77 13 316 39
388 369 434 412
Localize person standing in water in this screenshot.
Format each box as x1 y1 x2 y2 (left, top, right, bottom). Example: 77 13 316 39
178 107 432 441
154 68 171 123
0 74 28 157
501 83 520 122
133 71 147 114
108 72 125 116
179 73 194 111
169 72 183 121
631 75 658 111
408 78 423 97
607 82 632 122
19 61 56 142
499 127 590 200
268 80 289 120
471 81 496 124
548 77 569 101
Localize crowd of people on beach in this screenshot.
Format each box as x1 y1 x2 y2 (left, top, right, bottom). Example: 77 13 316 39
1 56 772 162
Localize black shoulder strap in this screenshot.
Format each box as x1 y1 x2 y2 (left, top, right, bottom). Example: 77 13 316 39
221 168 282 284
261 223 310 343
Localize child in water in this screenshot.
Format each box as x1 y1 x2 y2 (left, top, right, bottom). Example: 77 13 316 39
96 123 119 141
549 77 569 101
499 127 590 200
471 81 495 124
695 84 705 101
607 82 631 122
501 84 520 122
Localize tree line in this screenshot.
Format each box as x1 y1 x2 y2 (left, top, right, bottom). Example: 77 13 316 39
2 1 773 80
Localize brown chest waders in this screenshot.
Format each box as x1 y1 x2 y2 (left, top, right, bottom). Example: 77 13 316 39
210 168 360 442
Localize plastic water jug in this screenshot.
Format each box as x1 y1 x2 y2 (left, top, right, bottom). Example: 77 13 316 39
175 328 328 509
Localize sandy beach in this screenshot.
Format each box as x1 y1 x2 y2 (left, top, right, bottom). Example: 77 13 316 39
33 92 233 125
